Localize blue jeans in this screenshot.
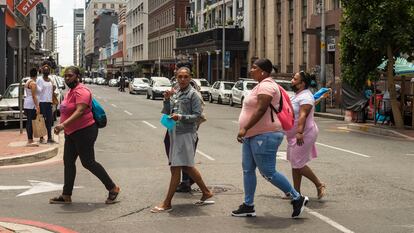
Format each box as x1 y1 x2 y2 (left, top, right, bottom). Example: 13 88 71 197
242 132 300 206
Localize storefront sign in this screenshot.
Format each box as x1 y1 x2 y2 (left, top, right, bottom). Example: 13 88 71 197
16 0 41 16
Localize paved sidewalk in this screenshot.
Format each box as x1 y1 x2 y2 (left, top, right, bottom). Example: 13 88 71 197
0 218 77 233
0 130 59 166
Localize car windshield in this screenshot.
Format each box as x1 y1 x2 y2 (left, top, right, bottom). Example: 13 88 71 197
3 85 19 98
133 79 147 84
246 82 257 90
199 80 209 87
155 80 171 87
223 83 234 90
277 82 293 91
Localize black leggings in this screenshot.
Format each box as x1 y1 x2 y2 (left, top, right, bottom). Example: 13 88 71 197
39 102 53 140
63 124 115 195
24 109 37 140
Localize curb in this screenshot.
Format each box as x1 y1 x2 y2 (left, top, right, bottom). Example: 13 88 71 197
315 112 345 121
347 124 414 140
0 146 59 166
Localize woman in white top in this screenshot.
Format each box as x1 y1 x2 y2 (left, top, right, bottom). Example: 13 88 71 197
24 68 41 146
37 62 56 143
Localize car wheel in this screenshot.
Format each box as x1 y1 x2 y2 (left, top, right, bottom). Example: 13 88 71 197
209 94 213 103
146 93 150 99
151 93 155 100
229 97 234 107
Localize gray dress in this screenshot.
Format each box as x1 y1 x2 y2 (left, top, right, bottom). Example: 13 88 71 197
162 85 202 167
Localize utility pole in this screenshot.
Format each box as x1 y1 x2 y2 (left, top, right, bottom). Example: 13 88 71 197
222 0 226 80
320 0 326 112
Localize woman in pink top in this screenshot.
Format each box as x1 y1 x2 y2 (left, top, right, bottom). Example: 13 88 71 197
286 71 326 199
50 66 120 205
232 59 308 218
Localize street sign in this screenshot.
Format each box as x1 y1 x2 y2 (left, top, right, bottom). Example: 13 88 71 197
16 0 41 16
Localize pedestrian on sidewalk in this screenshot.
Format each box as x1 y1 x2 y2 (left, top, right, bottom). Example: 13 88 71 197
50 66 120 205
37 61 56 144
232 58 308 218
286 71 326 199
151 67 213 213
24 68 41 146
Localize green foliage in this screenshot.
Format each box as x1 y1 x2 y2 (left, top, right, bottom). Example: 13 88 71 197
340 0 414 90
132 63 143 77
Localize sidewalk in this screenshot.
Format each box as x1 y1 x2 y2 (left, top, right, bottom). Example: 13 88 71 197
0 218 77 233
0 130 59 166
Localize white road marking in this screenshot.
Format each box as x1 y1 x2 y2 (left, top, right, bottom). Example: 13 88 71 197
232 121 238 124
142 121 157 129
111 104 118 108
96 96 102 99
0 180 82 197
316 142 371 158
406 154 414 156
196 150 215 161
124 110 133 116
306 208 355 233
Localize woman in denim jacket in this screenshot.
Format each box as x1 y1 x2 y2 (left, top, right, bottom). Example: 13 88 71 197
151 67 214 213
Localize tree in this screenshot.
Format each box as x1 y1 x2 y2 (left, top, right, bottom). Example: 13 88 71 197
340 0 414 128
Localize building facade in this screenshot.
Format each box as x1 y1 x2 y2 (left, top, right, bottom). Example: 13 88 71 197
126 0 149 75
248 0 341 80
85 0 126 71
73 8 84 66
175 0 250 82
148 0 189 77
75 33 86 67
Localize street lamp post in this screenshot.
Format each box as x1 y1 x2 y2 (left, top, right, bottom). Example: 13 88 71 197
222 0 226 80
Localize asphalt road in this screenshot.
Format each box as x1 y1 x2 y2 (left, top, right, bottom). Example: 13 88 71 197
0 84 413 233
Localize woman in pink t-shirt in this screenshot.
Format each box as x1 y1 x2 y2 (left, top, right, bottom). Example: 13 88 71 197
232 59 308 218
50 66 120 205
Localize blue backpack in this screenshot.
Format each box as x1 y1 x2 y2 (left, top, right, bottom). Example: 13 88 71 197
91 98 107 128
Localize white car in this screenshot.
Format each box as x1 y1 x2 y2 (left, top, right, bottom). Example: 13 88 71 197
129 78 149 94
209 81 235 104
0 83 26 125
274 79 294 98
147 77 171 100
230 79 258 107
192 78 210 101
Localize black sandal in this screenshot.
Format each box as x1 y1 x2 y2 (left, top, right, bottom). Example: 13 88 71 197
49 195 72 204
105 186 120 204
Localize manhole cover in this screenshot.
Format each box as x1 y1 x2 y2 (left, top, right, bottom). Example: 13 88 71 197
192 184 242 195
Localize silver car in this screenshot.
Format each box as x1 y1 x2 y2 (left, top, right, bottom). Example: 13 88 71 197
0 83 26 124
129 78 149 94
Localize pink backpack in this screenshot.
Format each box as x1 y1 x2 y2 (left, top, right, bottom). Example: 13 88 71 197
269 84 295 131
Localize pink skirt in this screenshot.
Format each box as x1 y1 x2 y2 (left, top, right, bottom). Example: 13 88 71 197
286 125 318 169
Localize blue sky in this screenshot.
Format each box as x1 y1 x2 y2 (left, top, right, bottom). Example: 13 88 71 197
50 0 85 66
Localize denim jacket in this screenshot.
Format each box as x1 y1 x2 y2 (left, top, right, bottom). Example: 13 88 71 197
161 85 202 133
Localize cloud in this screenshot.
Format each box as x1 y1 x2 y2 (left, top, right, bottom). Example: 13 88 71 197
50 0 85 67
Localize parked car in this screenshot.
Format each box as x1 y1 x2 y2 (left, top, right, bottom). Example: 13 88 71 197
147 77 171 100
0 83 26 125
230 79 258 106
96 77 106 85
129 78 149 94
108 78 118 87
83 77 93 84
209 81 235 104
192 78 210 101
92 78 98 84
274 79 295 98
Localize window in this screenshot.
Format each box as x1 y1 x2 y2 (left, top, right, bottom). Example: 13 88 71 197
302 0 307 17
277 0 281 22
289 34 293 65
102 3 106 8
332 0 340 9
289 0 294 20
111 4 115 8
94 3 98 8
302 32 307 66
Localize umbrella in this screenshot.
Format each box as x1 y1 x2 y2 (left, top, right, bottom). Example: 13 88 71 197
378 57 414 75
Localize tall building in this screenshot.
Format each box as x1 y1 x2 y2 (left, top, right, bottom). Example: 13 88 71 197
84 0 126 71
76 33 85 68
126 0 148 74
73 8 84 66
248 0 341 79
175 0 249 82
148 0 189 77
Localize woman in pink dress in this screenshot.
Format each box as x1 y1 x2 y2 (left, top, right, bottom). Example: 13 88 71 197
286 71 326 199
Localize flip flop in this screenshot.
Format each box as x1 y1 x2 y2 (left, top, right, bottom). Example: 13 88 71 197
194 200 215 206
150 206 173 213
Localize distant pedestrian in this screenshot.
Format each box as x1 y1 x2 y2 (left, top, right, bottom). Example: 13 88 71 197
119 76 126 92
37 62 57 143
151 67 213 213
232 58 308 218
50 66 120 204
24 68 41 146
286 71 326 199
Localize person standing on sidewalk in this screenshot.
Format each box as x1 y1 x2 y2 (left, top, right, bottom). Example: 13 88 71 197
286 71 326 199
232 58 308 218
151 67 213 213
37 62 56 143
24 68 41 146
50 66 120 204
